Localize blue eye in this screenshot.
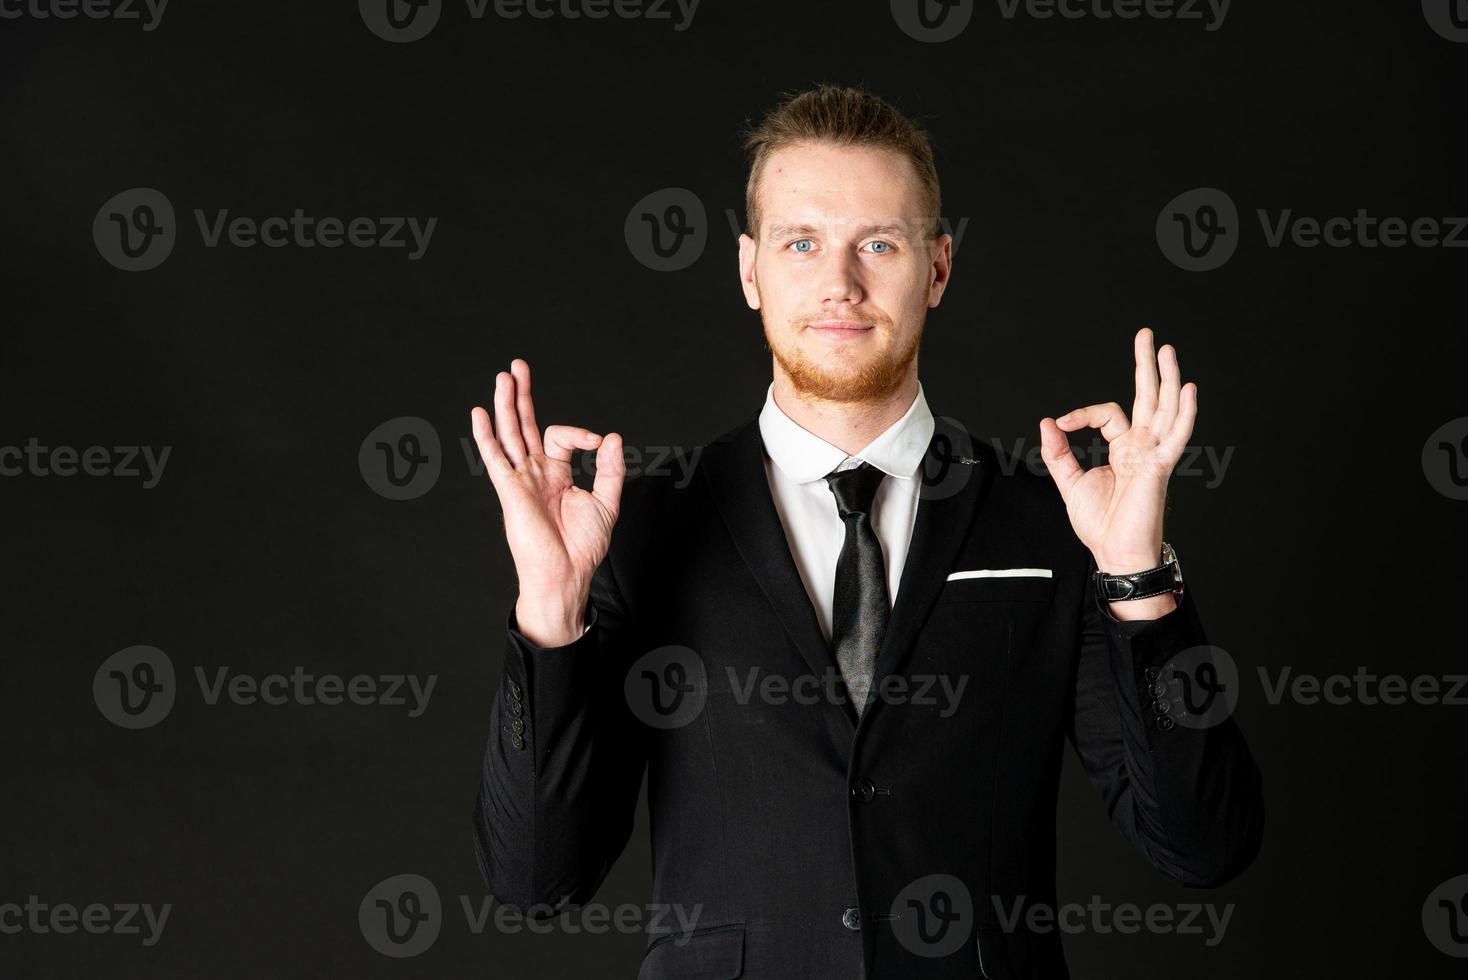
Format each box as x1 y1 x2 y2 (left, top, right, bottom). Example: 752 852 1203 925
866 240 893 254
791 239 814 253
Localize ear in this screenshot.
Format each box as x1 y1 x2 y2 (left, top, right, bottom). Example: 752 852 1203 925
738 232 761 310
926 232 953 309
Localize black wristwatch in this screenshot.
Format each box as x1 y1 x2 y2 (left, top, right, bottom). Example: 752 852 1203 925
1094 542 1184 603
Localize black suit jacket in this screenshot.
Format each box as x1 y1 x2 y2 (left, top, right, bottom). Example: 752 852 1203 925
473 412 1264 979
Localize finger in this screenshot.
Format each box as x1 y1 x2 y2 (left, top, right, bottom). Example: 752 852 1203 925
591 431 626 520
470 406 513 476
1055 402 1131 442
494 371 526 464
543 424 603 464
1131 327 1158 427
1158 382 1198 459
1151 343 1182 434
1038 418 1083 501
510 358 544 458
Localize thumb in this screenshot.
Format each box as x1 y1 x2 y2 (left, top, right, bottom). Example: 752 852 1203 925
591 431 626 520
1038 418 1082 502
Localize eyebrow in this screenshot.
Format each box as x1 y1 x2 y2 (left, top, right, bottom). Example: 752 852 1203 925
763 221 916 242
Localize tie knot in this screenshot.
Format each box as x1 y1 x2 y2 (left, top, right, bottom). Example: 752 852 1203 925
824 461 885 518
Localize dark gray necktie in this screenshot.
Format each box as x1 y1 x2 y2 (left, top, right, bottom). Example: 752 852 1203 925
824 461 889 717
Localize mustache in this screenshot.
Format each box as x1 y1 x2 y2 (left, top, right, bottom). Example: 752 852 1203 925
794 311 888 328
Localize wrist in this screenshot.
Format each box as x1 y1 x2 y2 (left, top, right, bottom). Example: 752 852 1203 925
514 592 588 648
1093 551 1162 575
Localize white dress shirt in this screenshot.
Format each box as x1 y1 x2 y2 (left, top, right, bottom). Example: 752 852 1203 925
758 382 936 644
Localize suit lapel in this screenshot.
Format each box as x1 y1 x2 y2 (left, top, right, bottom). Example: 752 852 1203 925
700 412 995 732
868 415 994 706
700 416 843 705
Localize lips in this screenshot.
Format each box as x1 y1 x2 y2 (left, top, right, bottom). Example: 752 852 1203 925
807 320 874 336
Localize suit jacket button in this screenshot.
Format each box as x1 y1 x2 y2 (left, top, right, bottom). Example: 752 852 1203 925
851 778 877 803
510 733 525 749
842 907 861 931
1143 667 1161 682
1156 715 1175 731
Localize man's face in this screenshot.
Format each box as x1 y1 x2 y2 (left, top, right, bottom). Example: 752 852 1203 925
738 140 952 403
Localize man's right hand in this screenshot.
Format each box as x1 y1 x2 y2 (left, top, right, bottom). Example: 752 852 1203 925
471 358 625 648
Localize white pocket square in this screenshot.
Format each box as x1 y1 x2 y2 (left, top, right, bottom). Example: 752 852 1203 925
946 568 1052 581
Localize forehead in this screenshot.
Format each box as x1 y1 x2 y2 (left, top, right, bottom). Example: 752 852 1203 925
756 141 926 232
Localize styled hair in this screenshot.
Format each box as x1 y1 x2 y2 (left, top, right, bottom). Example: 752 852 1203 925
740 84 942 239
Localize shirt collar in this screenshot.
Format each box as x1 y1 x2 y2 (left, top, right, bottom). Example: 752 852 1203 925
758 381 936 484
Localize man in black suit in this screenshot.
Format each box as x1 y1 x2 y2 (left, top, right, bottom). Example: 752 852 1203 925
470 84 1263 979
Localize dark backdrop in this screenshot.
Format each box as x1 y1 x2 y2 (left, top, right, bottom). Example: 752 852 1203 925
3 0 1466 976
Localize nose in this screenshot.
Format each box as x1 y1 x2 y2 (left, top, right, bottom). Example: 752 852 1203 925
819 247 864 306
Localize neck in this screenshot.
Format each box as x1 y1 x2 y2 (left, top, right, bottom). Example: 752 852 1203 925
771 369 920 456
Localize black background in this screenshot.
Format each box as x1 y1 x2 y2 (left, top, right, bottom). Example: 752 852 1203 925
3 0 1467 975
